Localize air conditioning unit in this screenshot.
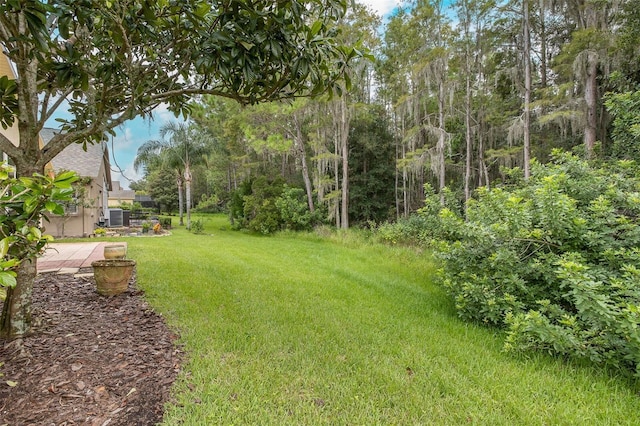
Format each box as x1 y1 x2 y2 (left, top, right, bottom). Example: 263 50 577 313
109 209 123 227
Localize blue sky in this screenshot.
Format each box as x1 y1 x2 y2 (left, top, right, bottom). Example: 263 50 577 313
81 1 405 189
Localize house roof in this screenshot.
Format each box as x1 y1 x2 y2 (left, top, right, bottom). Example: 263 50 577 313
41 127 110 179
110 189 136 200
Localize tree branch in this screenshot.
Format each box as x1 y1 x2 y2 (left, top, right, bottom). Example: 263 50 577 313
0 133 20 160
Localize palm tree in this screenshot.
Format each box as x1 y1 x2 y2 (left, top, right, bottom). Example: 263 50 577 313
134 122 208 228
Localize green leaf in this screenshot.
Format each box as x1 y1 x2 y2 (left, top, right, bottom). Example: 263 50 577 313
310 20 323 37
0 272 16 289
0 238 8 258
29 227 42 240
51 204 65 215
239 41 254 50
53 171 78 188
45 201 59 212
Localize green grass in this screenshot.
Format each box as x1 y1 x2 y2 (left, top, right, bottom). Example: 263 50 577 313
124 214 640 425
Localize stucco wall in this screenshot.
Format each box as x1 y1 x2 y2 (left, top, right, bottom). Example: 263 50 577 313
46 177 105 237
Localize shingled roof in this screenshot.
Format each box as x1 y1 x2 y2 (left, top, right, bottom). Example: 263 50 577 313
41 127 111 182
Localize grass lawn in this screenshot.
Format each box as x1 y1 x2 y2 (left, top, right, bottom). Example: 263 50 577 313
127 214 640 425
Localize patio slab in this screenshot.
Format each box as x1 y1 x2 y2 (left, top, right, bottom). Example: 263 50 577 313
38 242 128 275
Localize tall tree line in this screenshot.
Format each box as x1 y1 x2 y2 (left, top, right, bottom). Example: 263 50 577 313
138 0 640 228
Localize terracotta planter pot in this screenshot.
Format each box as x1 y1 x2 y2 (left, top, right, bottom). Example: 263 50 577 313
103 244 127 259
92 259 136 296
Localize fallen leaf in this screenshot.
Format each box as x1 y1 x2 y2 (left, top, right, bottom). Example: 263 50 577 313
71 363 83 371
6 380 17 387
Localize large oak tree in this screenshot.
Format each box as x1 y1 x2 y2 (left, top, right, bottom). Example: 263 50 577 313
0 0 354 337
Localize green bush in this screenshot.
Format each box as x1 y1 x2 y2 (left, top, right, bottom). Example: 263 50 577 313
243 177 285 234
275 186 316 231
230 178 316 234
191 219 204 234
194 194 223 213
228 179 253 229
376 186 462 246
387 151 640 375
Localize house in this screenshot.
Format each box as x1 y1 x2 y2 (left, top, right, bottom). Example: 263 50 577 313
41 127 113 237
108 181 136 207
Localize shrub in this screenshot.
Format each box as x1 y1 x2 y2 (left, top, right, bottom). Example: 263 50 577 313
243 177 284 234
191 219 204 234
228 179 253 229
392 151 640 375
230 178 316 234
376 185 463 246
275 186 315 231
194 194 223 213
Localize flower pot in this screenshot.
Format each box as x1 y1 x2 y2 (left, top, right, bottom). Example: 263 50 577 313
103 244 127 259
92 259 136 296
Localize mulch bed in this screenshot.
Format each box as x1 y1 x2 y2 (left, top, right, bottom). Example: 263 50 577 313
0 271 182 425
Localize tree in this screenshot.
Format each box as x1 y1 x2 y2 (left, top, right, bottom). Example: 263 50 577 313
190 96 247 199
146 165 180 215
348 104 395 224
0 0 355 337
551 0 621 157
136 122 208 229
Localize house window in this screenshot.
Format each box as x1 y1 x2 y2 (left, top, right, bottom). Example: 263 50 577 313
62 189 80 215
64 200 78 215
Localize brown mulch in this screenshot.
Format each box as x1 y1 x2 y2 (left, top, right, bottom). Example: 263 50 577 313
0 271 182 426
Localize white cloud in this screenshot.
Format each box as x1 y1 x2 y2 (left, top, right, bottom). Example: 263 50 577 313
360 0 402 17
151 103 175 123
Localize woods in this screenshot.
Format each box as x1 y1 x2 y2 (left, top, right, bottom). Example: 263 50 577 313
130 0 639 232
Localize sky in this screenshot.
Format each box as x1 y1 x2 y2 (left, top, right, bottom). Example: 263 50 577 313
104 0 404 189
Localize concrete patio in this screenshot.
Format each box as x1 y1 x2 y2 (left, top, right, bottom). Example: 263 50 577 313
38 242 128 275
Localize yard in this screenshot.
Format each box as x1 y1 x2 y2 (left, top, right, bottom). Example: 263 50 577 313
125 215 640 425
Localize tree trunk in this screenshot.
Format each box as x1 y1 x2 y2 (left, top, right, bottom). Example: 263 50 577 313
523 0 532 179
177 174 184 226
437 81 446 205
584 53 598 158
1 258 37 338
184 166 192 230
340 95 349 230
402 144 408 218
293 116 315 213
333 123 341 229
538 0 548 89
463 0 473 204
